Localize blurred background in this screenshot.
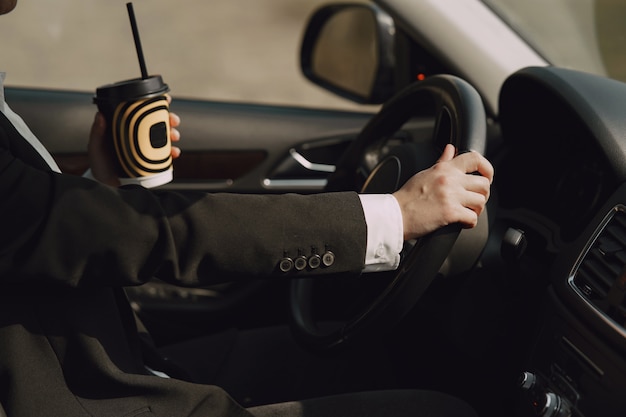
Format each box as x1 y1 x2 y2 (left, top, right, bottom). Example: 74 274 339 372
0 0 366 110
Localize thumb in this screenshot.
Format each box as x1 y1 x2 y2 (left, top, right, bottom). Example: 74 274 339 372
437 143 456 162
88 112 107 153
88 113 121 186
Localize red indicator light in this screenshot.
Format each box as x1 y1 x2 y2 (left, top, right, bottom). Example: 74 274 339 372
416 73 426 81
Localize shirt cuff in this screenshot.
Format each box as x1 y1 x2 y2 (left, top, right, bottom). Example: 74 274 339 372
359 194 404 272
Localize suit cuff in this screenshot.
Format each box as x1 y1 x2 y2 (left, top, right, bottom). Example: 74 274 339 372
359 194 403 272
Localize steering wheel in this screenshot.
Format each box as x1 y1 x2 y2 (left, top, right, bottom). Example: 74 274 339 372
289 74 487 352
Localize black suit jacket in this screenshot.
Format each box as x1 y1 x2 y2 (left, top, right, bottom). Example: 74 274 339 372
0 111 367 416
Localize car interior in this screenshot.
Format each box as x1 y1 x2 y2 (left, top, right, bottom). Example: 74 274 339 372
5 2 626 417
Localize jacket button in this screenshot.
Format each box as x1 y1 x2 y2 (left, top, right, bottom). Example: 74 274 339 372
294 255 308 271
322 251 335 267
279 257 294 273
308 254 321 269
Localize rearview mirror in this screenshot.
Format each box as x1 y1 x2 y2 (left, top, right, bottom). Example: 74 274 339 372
300 3 397 104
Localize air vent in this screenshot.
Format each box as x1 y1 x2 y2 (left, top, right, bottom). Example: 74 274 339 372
570 206 626 331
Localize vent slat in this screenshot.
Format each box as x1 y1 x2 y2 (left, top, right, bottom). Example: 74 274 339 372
605 227 626 248
616 250 626 265
580 250 620 290
614 213 626 230
576 269 609 299
574 209 626 328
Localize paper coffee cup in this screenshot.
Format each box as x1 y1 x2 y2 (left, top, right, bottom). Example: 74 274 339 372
94 75 172 188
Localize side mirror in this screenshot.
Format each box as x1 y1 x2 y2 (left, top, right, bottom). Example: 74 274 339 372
300 3 397 104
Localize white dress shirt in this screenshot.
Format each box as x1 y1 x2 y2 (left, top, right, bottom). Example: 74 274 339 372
0 72 404 272
359 194 403 271
0 73 61 173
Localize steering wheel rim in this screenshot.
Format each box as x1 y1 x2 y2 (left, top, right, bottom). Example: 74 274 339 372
289 75 487 352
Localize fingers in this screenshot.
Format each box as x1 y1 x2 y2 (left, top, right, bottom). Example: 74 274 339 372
167 95 181 143
169 110 181 159
460 188 488 225
170 118 181 142
429 186 485 232
440 174 488 225
170 112 181 141
439 144 494 183
429 149 493 227
438 145 494 195
454 150 494 183
443 147 494 206
452 154 492 221
170 112 180 130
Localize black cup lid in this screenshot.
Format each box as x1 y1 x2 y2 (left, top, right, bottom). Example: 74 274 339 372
95 75 169 102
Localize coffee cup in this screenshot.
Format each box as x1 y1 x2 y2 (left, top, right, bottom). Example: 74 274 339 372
93 75 172 188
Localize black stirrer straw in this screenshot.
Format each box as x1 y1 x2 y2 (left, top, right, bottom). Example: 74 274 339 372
127 2 148 79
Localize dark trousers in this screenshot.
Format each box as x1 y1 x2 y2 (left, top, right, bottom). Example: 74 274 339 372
159 326 478 417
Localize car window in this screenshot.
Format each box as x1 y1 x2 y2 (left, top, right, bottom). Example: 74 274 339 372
0 0 365 110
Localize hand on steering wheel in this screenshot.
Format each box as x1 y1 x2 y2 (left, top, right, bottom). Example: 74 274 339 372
394 143 493 241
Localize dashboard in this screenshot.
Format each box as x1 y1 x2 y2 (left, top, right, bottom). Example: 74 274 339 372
495 69 617 244
497 67 626 417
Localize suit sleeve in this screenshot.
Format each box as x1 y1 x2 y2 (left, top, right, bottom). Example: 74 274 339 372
0 135 367 288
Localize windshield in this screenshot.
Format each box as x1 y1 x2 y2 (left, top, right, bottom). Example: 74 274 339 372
481 0 626 82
